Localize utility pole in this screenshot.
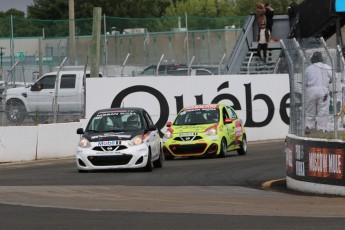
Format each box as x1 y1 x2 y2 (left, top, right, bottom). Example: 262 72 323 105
0 46 5 67
91 7 102 78
0 46 4 81
69 0 76 64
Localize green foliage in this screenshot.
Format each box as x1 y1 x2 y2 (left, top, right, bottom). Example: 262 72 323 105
0 9 25 18
165 0 218 17
230 0 302 16
27 0 170 19
28 0 69 19
0 0 303 37
1 0 305 20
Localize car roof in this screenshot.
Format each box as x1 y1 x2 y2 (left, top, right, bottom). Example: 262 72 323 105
182 104 222 110
94 107 146 114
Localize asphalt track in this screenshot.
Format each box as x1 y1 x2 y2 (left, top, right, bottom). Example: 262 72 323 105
0 140 345 229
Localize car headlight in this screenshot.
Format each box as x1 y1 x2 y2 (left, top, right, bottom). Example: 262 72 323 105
205 127 217 136
129 135 143 146
79 137 91 148
164 130 173 139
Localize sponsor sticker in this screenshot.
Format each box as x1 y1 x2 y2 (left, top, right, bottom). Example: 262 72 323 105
179 132 196 137
98 140 121 146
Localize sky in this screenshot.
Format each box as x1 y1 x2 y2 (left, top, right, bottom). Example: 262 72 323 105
0 0 34 13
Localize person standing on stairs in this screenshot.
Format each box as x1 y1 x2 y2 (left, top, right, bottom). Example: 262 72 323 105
288 0 299 38
264 2 274 34
255 2 266 29
256 22 271 63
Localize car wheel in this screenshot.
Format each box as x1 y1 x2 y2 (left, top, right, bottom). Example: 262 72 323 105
219 138 227 158
237 135 247 155
6 99 27 123
153 147 163 168
143 151 153 172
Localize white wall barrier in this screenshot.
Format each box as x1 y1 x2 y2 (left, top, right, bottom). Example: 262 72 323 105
0 126 38 162
36 122 83 159
0 74 290 163
0 122 82 163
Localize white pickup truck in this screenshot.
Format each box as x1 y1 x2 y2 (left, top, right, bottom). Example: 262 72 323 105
3 70 101 123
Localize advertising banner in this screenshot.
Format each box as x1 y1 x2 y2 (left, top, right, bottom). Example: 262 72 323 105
86 74 290 141
285 135 345 186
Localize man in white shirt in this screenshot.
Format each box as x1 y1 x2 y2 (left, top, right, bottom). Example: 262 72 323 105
305 51 332 133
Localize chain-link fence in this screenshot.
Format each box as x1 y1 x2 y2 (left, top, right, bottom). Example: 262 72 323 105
0 15 247 37
0 15 246 126
281 37 344 139
0 15 245 78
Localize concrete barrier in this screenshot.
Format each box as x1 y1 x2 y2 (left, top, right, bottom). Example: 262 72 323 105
0 122 83 163
0 126 38 162
285 134 345 196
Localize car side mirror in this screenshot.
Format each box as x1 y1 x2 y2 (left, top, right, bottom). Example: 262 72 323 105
166 121 172 127
31 83 43 91
77 128 84 134
224 118 233 124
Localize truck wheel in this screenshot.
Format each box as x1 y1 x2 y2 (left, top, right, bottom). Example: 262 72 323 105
6 99 27 123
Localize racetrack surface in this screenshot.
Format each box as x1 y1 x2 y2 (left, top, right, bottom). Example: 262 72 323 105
1 140 345 229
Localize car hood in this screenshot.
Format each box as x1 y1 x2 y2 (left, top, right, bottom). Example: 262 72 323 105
171 124 214 134
83 130 144 142
6 86 30 95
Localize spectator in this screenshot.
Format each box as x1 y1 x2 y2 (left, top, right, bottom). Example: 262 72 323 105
255 2 266 29
305 51 333 134
264 2 274 33
288 0 298 34
256 22 271 63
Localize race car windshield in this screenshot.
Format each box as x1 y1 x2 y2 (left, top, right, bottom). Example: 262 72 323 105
87 111 143 132
174 109 219 125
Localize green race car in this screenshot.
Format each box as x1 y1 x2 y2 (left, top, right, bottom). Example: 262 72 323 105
162 104 247 160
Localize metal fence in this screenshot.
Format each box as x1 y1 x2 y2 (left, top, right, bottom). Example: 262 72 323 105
0 15 247 37
0 15 246 126
280 37 344 139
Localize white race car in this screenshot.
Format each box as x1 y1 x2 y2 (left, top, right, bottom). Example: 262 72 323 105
76 107 163 172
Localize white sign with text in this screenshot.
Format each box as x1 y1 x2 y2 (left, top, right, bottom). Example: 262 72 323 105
86 74 290 141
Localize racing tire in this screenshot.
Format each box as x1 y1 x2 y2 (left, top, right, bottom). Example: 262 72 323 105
237 135 247 156
6 99 27 123
153 147 163 168
218 138 227 158
143 151 153 172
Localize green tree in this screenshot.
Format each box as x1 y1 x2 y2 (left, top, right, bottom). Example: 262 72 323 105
27 0 170 19
165 0 218 17
0 9 25 18
231 0 304 16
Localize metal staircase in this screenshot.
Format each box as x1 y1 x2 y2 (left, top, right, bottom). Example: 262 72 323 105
238 42 282 75
225 0 345 75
